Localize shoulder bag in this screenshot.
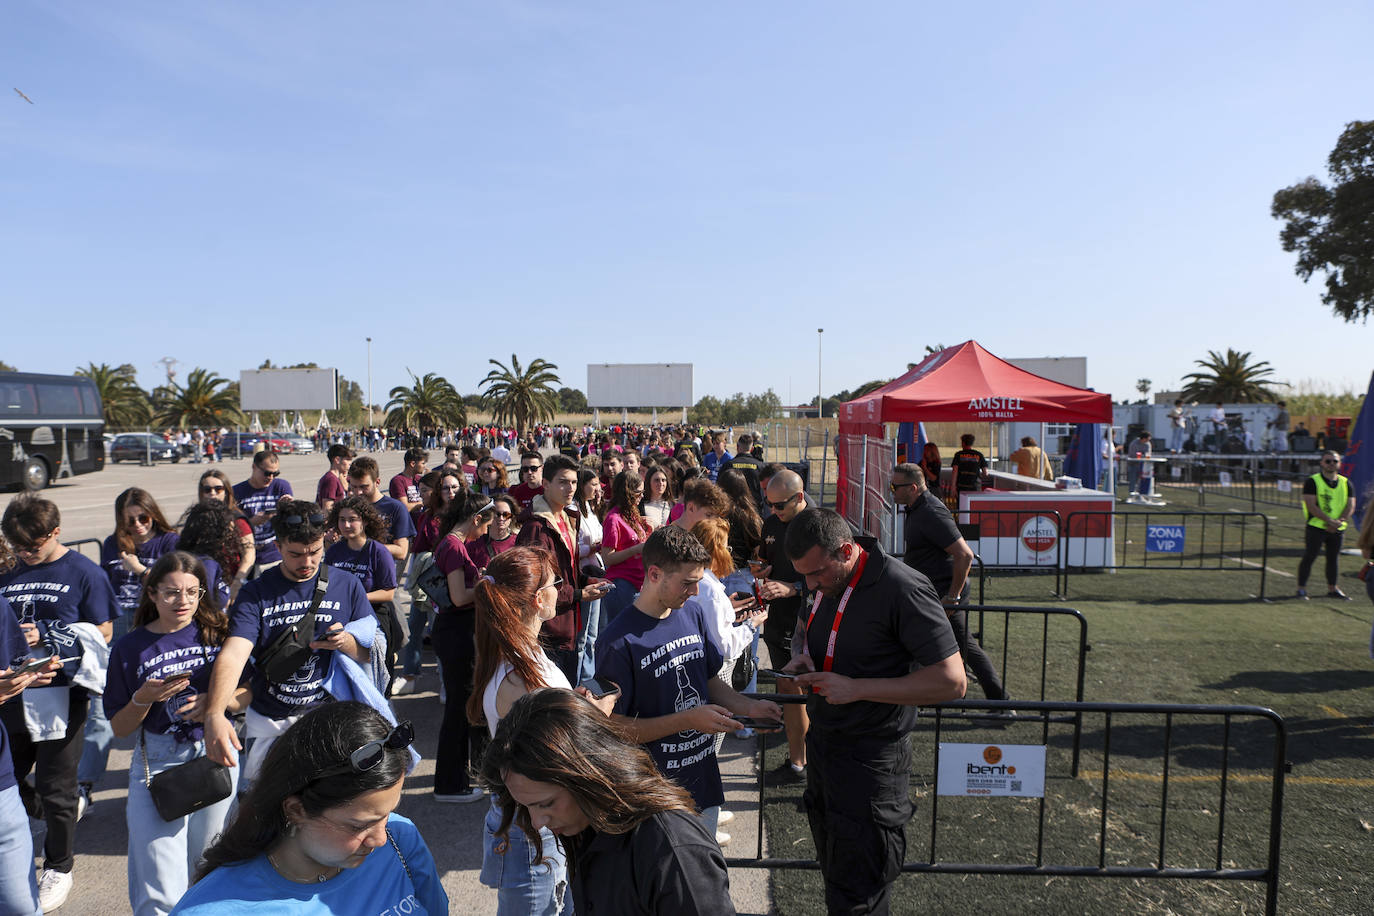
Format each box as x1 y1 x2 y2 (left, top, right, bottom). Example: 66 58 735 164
142 727 234 821
255 566 330 683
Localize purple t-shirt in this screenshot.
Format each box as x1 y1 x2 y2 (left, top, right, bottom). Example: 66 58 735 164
595 601 725 811
434 535 479 610
371 495 417 545
101 530 181 615
231 477 295 564
0 549 117 628
104 623 226 741
0 596 24 791
228 567 373 719
325 539 397 597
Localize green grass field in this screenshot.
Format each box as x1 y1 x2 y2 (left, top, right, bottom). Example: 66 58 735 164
754 495 1374 915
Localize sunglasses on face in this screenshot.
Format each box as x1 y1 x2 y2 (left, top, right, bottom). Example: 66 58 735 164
260 469 281 478
13 531 56 555
126 514 152 526
311 721 415 782
766 494 797 511
200 485 226 494
521 466 541 474
494 511 512 519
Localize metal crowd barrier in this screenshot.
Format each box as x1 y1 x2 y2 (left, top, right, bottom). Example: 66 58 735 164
1060 510 1270 599
1152 453 1328 512
729 699 1287 916
958 508 1064 596
61 538 103 563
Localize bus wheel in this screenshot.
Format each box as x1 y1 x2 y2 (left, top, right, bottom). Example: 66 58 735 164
22 457 50 492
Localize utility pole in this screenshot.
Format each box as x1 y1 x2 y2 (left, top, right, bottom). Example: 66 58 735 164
155 357 179 385
817 329 824 419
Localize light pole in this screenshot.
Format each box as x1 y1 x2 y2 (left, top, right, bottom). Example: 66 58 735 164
817 328 824 419
366 337 373 426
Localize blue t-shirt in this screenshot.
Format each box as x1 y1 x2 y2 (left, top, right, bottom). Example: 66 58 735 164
595 601 726 811
0 596 26 792
101 530 181 615
371 496 416 545
170 813 447 915
324 539 397 598
228 567 374 719
702 450 733 481
197 555 231 608
104 623 226 741
231 478 295 564
0 549 117 628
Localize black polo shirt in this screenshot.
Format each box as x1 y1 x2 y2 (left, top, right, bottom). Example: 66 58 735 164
901 490 961 594
759 511 804 644
566 809 733 915
803 546 958 738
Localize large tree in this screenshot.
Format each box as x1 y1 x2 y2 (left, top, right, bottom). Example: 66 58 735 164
1271 120 1374 322
480 354 560 435
1180 349 1279 403
76 362 151 427
153 368 243 428
384 372 467 430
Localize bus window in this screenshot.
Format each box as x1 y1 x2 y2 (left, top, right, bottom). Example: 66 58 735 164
0 382 37 417
37 382 83 417
79 383 103 418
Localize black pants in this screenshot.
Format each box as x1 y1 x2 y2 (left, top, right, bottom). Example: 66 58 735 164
948 606 1005 699
1 688 88 873
431 608 478 795
1298 526 1344 588
803 730 912 915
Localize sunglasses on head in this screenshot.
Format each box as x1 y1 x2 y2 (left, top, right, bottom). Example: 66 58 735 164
311 721 414 782
281 511 326 528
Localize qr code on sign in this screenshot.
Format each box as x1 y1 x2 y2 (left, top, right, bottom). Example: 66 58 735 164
1010 780 1022 792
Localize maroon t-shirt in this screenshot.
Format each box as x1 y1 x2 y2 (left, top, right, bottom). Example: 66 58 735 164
434 534 479 611
508 482 544 512
389 473 419 504
316 471 347 506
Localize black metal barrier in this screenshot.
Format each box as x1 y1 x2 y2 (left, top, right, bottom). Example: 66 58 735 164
1154 453 1326 512
62 538 103 563
958 508 1064 595
728 699 1287 916
1061 510 1271 599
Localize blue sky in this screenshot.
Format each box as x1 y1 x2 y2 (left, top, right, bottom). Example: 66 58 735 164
4 1 1372 409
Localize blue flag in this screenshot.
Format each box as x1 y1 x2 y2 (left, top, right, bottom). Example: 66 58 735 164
1340 371 1374 528
896 422 929 465
1062 423 1102 488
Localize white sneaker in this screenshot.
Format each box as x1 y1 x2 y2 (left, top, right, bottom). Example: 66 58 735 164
75 784 92 823
715 830 731 847
38 868 72 912
433 788 484 804
717 809 734 825
391 676 417 696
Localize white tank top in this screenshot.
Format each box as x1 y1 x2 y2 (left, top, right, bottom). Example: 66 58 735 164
482 652 571 737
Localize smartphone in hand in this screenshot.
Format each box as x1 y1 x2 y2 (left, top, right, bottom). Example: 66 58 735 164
732 715 782 730
758 668 797 679
578 678 621 700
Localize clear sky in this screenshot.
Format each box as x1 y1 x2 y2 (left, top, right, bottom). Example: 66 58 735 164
4 1 1372 409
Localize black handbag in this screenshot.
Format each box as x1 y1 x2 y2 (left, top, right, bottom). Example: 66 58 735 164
255 567 330 683
141 730 233 822
731 650 756 691
415 559 454 611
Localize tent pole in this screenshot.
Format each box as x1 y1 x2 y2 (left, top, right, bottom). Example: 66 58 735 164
1040 421 1047 478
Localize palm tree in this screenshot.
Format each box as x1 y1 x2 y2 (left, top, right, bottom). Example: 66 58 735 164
152 368 244 428
480 354 560 435
384 372 467 431
76 362 151 428
1181 349 1280 403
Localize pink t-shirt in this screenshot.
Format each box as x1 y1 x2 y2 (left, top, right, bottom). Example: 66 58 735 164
602 508 648 588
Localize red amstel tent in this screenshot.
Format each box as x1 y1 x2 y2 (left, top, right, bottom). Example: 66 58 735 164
835 340 1112 517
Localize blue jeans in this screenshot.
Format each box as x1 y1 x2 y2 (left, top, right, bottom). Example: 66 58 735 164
480 797 567 916
1168 427 1185 452
402 598 432 678
0 784 41 915
575 597 602 685
127 732 237 916
599 579 638 628
78 614 131 787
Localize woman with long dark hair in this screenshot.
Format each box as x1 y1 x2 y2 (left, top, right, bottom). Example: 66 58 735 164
171 702 446 914
573 469 606 683
175 502 242 609
102 488 180 620
481 689 735 915
473 494 520 569
640 464 674 530
430 489 496 804
105 552 249 916
598 471 651 624
395 470 466 696
474 457 511 497
716 469 763 596
196 469 255 593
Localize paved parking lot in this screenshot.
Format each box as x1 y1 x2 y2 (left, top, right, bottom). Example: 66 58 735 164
4 450 773 915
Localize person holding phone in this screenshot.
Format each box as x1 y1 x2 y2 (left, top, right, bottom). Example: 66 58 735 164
105 552 251 916
468 548 615 915
481 689 736 916
232 451 295 577
202 501 376 787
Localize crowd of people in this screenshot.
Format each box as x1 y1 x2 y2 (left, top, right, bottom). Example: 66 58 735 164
0 423 1004 915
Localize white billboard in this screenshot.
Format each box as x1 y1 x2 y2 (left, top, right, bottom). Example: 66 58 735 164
587 364 692 408
239 369 339 411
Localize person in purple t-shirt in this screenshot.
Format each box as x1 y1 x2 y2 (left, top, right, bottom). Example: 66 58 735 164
231 451 294 573
104 551 250 916
99 488 181 621
347 456 415 567
0 496 117 907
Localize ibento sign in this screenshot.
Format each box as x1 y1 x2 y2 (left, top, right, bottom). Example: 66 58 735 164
967 396 1024 419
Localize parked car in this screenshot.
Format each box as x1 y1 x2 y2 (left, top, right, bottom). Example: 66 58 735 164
218 432 293 457
109 433 180 464
278 433 315 455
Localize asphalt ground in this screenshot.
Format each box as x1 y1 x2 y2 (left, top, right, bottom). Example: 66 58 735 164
1 450 774 915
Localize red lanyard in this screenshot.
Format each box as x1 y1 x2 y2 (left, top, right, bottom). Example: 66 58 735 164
804 550 869 672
